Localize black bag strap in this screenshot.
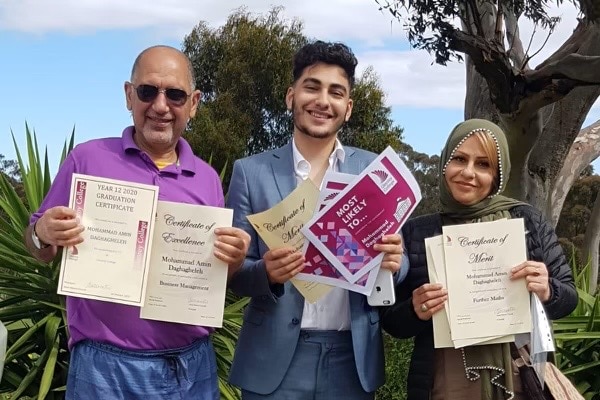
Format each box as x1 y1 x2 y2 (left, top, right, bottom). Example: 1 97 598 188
510 343 553 400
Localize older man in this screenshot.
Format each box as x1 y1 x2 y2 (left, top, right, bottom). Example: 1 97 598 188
24 45 250 400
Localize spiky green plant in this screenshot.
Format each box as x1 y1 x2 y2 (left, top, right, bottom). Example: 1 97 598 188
0 125 247 399
0 124 73 399
553 256 600 399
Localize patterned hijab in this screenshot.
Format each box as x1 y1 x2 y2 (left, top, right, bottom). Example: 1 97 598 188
439 119 524 400
439 119 522 221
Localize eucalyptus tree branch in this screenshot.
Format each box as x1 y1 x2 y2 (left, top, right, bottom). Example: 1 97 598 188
495 1 504 43
579 0 600 21
466 0 486 37
537 20 589 68
526 54 600 83
504 7 528 69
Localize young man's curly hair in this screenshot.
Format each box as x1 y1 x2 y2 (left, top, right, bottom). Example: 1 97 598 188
292 41 358 88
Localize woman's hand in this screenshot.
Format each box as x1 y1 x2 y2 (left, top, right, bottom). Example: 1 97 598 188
510 261 550 302
412 283 448 321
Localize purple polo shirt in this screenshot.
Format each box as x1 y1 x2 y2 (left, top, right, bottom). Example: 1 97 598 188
31 126 225 351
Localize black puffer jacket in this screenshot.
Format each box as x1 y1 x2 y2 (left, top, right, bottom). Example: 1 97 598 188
380 204 578 400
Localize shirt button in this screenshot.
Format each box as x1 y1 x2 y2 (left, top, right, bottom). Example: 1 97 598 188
292 318 300 325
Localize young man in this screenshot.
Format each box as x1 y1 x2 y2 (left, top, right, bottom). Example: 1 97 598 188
227 41 407 400
24 45 250 400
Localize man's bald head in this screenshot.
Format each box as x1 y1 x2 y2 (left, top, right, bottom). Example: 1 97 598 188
130 45 196 91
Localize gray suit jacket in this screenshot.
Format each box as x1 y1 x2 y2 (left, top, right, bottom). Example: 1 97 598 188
227 143 385 394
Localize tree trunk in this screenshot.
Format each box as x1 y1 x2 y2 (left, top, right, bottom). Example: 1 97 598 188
523 87 600 215
548 119 600 227
518 21 600 218
465 56 497 120
582 191 600 294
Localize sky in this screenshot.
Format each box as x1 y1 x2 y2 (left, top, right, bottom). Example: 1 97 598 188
1 0 599 173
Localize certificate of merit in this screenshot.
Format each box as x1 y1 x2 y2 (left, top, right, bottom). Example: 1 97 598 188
140 201 233 327
443 218 532 341
58 174 159 306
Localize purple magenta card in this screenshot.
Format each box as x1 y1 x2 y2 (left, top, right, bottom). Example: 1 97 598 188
297 172 378 295
301 147 421 283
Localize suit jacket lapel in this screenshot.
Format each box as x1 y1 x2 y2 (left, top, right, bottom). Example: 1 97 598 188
270 143 296 200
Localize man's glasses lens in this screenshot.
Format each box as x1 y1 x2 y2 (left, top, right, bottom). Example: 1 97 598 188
135 85 189 106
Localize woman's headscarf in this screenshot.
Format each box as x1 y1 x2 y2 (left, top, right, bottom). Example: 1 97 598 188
439 118 522 221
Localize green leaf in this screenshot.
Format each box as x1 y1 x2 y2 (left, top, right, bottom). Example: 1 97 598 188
5 313 54 361
38 336 60 400
9 346 50 400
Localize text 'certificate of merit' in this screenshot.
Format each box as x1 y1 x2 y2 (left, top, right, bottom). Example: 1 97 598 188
141 202 233 327
58 174 159 306
443 218 532 341
246 179 333 303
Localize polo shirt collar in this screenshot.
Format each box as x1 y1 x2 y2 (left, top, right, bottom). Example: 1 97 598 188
121 126 196 174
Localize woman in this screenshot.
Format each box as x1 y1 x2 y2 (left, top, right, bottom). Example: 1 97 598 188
380 119 578 400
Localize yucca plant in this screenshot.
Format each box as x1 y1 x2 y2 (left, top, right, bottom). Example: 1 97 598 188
212 155 248 400
0 124 73 399
0 125 247 399
215 291 246 400
553 256 600 399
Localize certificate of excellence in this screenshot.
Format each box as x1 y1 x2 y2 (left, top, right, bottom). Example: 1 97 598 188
140 201 232 327
58 174 159 306
443 219 532 342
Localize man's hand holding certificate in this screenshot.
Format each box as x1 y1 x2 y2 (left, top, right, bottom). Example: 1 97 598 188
246 179 333 303
58 174 159 306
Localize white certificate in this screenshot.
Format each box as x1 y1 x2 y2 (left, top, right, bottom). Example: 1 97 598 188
443 219 532 342
140 201 232 327
425 235 454 348
58 174 159 306
426 235 514 348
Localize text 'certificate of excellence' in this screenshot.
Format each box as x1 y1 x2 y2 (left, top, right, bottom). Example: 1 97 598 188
443 219 532 342
141 202 233 327
58 174 159 306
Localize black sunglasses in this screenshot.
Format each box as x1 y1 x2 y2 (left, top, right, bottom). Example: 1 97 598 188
133 84 191 106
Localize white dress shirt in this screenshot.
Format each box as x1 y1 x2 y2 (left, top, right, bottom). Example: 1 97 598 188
292 138 351 331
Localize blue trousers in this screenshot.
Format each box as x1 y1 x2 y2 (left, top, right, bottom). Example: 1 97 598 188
65 338 218 400
242 330 375 400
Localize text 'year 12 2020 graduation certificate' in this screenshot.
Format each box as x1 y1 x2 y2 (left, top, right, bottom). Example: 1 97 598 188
58 174 159 306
